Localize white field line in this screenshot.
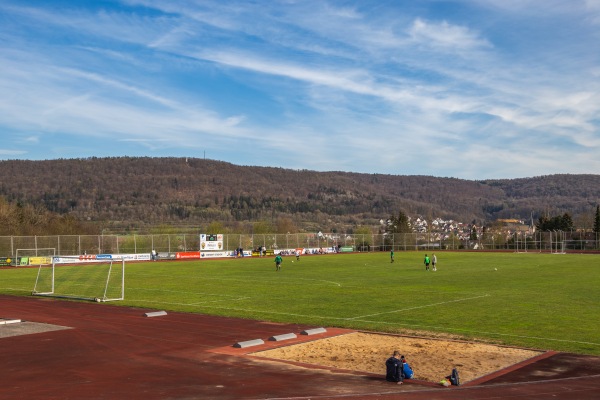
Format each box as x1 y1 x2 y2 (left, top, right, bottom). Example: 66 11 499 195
131 293 489 321
115 298 600 347
346 319 600 347
131 297 251 306
293 278 342 287
162 303 331 319
128 287 251 298
130 272 342 287
346 294 490 320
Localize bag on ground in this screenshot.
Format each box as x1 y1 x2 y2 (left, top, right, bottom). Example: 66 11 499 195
402 362 414 379
450 368 460 386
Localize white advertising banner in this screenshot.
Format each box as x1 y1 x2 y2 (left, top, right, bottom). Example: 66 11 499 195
200 251 231 258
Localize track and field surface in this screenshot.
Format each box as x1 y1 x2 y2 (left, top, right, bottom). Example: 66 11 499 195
3 252 599 355
2 295 600 400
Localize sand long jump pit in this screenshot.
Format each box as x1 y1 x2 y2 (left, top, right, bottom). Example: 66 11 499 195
253 331 546 384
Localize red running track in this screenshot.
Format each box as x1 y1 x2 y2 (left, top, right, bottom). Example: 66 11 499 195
1 295 600 400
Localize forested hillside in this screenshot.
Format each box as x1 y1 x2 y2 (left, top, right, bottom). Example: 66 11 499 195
0 157 599 233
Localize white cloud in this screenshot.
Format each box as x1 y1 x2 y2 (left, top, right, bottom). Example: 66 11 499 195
408 18 492 51
0 0 599 178
0 149 27 156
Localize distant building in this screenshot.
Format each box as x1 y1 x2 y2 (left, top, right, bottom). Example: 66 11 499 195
497 219 523 224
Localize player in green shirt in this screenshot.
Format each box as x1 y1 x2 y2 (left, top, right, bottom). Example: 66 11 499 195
274 254 283 271
424 254 430 271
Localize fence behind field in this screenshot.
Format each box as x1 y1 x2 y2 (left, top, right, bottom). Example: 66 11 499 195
1 231 598 257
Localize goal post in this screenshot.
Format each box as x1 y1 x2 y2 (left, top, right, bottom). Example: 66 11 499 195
554 240 566 254
550 230 567 254
32 256 125 302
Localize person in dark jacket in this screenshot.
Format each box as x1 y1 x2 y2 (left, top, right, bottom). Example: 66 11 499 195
385 350 404 384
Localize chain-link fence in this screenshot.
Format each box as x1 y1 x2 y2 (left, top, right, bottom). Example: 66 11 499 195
1 231 598 257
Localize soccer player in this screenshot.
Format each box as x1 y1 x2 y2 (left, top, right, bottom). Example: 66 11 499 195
274 254 283 271
424 254 430 271
390 249 395 263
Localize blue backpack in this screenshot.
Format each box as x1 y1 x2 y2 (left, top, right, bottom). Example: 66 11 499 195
402 362 414 379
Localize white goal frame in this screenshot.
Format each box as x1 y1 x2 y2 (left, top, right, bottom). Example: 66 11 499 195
32 256 125 302
15 248 56 265
550 230 567 254
552 241 566 255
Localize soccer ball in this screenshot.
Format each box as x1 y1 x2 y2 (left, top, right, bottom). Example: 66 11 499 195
494 268 497 271
292 261 294 263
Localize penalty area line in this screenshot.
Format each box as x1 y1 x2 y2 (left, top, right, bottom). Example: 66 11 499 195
346 294 490 320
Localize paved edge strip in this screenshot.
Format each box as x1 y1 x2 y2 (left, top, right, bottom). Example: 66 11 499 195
208 328 355 355
462 350 559 387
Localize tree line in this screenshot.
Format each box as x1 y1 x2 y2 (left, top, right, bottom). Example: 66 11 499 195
1 157 599 236
0 198 97 236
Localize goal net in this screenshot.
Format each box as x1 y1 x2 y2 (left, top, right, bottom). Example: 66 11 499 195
32 256 125 302
15 248 56 266
550 231 567 254
552 241 566 254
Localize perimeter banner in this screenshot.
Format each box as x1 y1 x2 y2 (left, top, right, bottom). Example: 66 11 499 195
200 251 230 258
29 256 52 265
176 251 201 260
0 257 14 266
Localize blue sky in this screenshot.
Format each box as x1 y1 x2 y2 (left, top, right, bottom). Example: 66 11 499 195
1 0 599 179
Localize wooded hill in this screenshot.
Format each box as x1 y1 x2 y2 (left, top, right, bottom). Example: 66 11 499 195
1 157 599 233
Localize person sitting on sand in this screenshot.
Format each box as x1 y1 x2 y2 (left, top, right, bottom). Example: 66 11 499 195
400 355 414 379
385 350 404 384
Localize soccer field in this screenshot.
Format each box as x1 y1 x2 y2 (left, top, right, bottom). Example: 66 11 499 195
2 251 599 355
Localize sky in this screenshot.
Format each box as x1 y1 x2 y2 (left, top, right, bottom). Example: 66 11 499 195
1 0 599 180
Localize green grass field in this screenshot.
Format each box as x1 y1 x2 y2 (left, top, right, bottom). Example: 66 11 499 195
2 252 599 355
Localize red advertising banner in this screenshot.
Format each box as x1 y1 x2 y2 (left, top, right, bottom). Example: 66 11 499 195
175 251 201 260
